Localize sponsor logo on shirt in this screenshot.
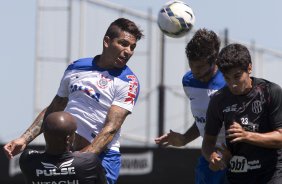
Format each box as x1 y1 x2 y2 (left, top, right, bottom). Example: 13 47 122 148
207 89 218 98
229 156 261 173
194 115 206 124
32 180 79 184
70 84 100 102
36 159 75 177
223 104 237 113
28 150 39 154
124 75 138 105
223 105 260 132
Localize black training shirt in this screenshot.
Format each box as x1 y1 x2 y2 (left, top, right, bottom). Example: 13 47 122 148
205 77 282 181
20 149 106 184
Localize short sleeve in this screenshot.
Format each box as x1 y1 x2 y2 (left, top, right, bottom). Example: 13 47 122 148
19 149 38 175
112 75 140 112
269 83 282 129
56 70 71 97
19 150 28 172
205 95 224 136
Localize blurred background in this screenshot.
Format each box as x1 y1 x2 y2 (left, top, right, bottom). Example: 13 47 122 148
1 0 282 183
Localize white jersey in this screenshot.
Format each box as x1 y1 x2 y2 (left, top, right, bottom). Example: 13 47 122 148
182 70 226 147
57 56 140 152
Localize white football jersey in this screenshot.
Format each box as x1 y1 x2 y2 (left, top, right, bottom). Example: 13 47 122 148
182 70 226 147
57 56 140 152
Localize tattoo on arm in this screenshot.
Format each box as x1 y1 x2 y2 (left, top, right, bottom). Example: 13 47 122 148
21 95 68 144
22 110 46 144
86 106 129 154
44 95 68 119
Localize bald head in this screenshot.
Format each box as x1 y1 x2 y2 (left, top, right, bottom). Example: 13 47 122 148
43 111 77 137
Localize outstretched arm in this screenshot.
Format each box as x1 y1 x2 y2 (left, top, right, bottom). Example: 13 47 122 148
155 122 200 147
3 108 46 159
3 95 68 159
81 105 130 155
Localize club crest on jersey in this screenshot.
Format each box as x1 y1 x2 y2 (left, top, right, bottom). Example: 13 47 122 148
97 74 111 89
252 100 262 114
124 75 138 105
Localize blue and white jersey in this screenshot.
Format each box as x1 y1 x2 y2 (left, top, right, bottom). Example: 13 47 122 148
57 56 140 152
182 70 226 147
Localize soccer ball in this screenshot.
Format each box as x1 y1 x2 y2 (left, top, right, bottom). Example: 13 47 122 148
157 1 195 38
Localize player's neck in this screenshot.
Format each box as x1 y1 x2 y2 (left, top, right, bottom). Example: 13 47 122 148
45 145 70 155
211 64 218 75
200 65 218 83
96 54 114 69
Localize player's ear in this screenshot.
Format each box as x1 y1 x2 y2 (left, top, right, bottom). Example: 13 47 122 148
66 133 75 148
103 36 110 48
247 63 252 74
66 135 71 145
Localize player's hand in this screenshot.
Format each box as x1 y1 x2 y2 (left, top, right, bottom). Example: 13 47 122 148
216 144 232 168
218 144 232 161
3 137 27 159
227 122 248 143
208 151 227 171
154 130 186 147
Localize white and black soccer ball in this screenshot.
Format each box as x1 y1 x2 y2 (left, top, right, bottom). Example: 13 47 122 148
157 1 195 38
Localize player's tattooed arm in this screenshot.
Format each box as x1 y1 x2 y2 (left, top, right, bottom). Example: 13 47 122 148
82 105 130 155
43 95 68 119
21 95 68 144
21 110 46 144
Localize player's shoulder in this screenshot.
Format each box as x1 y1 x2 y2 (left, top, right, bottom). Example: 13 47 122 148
182 71 198 87
21 149 41 157
212 71 225 86
73 151 99 160
182 70 225 90
254 77 282 102
73 151 101 165
182 70 193 81
20 149 42 164
66 57 94 71
210 86 229 102
254 77 281 90
115 65 139 83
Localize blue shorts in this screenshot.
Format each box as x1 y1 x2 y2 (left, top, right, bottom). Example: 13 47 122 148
99 149 121 184
195 155 228 184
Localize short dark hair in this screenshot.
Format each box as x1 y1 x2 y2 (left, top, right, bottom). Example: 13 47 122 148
105 18 144 41
217 43 252 74
185 28 220 65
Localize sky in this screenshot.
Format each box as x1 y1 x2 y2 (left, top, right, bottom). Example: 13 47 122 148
0 0 282 144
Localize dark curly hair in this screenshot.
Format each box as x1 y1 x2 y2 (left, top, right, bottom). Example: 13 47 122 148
216 43 252 74
185 28 220 65
105 18 144 41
